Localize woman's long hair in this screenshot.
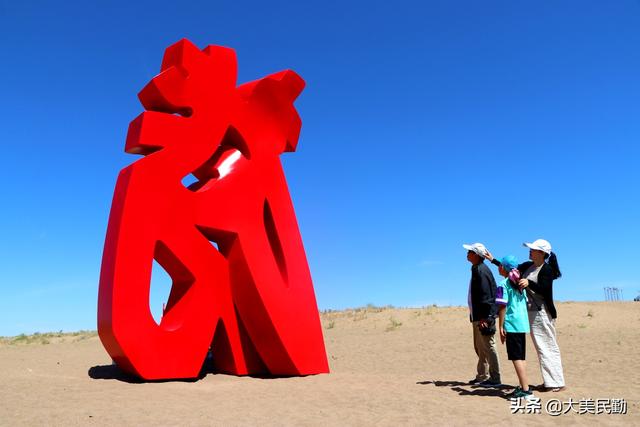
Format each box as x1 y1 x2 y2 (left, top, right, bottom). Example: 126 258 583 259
547 251 562 280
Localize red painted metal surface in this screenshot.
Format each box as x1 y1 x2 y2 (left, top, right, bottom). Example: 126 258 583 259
97 39 328 380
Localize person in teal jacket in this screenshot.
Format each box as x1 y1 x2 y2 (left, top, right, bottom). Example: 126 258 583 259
493 255 535 400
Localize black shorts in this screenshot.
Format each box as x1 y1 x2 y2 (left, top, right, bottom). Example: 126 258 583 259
506 332 526 360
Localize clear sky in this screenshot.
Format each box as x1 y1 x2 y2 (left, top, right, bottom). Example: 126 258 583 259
1 1 639 336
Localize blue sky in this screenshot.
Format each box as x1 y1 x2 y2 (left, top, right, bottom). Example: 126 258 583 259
1 1 639 336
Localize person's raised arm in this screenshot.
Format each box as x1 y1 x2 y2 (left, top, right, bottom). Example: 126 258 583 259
484 250 502 268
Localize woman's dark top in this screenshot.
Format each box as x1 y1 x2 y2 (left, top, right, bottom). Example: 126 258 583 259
517 261 558 319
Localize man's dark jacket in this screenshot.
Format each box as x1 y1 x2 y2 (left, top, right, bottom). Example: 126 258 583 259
469 262 498 322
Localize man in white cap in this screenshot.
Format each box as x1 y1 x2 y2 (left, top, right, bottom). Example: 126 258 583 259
463 243 501 387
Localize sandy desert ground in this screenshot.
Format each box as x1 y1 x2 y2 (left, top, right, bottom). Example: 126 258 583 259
1 301 638 426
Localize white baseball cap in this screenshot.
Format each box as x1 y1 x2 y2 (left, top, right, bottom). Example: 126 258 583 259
463 243 489 258
523 239 552 255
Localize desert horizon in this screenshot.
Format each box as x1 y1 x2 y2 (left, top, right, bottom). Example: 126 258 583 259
1 301 638 426
3 299 633 340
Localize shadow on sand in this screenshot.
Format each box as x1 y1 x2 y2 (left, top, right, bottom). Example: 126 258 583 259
87 364 206 384
88 358 294 384
416 379 512 399
88 364 145 383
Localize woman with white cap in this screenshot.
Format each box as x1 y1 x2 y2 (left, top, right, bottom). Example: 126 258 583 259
485 239 565 392
518 239 565 392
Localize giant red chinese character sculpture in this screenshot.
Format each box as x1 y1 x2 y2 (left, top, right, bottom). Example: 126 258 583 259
97 39 329 380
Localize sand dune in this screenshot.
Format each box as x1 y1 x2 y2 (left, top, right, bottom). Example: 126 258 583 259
1 302 638 426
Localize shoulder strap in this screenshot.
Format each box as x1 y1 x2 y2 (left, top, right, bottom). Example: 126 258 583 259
525 288 542 311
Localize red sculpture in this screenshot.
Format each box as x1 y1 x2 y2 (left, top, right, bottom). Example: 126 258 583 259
97 39 329 380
